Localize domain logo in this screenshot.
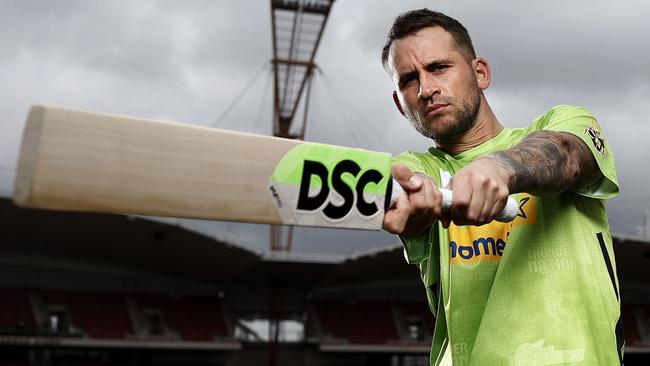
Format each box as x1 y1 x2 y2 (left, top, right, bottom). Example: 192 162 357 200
449 193 537 264
450 237 507 262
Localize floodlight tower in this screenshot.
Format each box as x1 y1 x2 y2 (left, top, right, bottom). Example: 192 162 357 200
269 0 335 252
267 2 335 366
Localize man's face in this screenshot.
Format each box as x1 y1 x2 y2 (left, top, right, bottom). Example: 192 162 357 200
388 26 482 140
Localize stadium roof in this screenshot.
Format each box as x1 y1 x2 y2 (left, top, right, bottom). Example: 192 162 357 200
0 198 411 288
2 197 649 292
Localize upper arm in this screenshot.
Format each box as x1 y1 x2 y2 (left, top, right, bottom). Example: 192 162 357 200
558 131 601 190
536 105 619 199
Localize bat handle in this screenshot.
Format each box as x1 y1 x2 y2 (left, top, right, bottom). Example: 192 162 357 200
388 179 518 223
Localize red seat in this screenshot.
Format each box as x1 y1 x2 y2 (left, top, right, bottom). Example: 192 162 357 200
314 302 398 344
0 288 37 333
41 290 133 339
136 295 228 341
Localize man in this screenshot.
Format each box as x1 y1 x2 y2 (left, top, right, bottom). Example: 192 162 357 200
381 9 622 366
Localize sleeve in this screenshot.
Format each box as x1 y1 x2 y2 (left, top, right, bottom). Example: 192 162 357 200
391 151 429 175
535 105 619 199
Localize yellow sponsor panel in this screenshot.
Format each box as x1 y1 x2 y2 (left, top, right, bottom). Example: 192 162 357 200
449 194 537 264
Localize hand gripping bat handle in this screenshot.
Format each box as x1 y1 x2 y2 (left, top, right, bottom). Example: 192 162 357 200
388 178 518 223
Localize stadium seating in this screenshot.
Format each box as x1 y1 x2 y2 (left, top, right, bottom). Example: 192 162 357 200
40 290 133 339
313 301 399 344
0 288 37 334
135 295 228 342
400 302 435 339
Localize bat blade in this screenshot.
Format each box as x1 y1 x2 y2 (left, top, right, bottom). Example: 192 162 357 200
13 106 394 229
14 105 304 225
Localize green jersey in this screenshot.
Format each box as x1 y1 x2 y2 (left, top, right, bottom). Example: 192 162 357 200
394 105 622 365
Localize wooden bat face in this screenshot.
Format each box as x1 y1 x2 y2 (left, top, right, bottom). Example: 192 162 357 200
14 106 394 230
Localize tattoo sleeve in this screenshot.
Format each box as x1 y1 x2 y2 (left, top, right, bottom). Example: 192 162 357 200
486 130 600 195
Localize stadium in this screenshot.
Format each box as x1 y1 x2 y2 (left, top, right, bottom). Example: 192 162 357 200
1 1 649 365
1 199 650 365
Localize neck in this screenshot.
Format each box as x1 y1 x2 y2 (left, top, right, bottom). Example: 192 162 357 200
435 97 503 155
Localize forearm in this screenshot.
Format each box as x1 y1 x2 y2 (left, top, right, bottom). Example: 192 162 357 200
485 130 600 195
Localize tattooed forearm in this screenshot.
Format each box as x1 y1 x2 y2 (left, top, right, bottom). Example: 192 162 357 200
485 131 599 195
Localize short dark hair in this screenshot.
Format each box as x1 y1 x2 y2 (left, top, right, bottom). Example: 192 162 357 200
381 9 476 70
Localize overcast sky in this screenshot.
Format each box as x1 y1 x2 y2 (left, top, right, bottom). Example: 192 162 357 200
1 0 649 254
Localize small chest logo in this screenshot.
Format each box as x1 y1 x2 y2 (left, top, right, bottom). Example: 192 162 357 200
585 123 606 158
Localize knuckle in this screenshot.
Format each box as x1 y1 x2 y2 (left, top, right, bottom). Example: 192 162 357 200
489 181 500 192
383 224 397 234
391 223 406 235
466 211 478 222
415 201 434 213
383 215 406 235
382 220 396 233
412 200 426 211
499 187 510 198
455 199 470 210
477 176 489 187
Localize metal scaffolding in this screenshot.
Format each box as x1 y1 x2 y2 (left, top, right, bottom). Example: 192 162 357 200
268 3 335 363
270 0 335 140
269 0 335 254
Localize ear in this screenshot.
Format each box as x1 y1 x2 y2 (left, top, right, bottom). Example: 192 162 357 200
392 91 405 116
473 57 491 90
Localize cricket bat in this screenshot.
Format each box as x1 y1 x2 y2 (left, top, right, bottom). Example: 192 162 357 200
13 105 518 230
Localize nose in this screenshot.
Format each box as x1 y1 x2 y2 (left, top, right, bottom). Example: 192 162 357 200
418 74 439 100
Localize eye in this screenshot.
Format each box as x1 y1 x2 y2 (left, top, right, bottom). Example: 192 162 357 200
399 74 417 89
428 64 449 73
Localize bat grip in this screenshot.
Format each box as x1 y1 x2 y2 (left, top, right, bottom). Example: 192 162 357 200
388 178 518 223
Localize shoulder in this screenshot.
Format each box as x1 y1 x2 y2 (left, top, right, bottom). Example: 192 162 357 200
530 105 596 130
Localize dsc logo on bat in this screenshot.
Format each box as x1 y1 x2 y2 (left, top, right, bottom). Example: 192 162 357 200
296 159 387 220
268 143 392 229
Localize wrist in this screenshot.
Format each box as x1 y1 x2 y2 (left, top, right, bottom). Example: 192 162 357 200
482 153 517 192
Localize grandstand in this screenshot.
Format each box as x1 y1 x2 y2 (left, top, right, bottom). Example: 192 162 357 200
1 197 649 365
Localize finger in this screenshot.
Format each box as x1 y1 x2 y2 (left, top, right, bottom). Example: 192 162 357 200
449 183 471 225
473 179 500 225
476 194 495 225
391 164 422 191
382 194 411 234
488 188 509 221
465 186 486 225
407 175 432 210
424 180 444 219
477 180 508 224
412 175 445 219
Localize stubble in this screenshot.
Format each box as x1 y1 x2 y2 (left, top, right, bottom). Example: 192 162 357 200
407 86 482 141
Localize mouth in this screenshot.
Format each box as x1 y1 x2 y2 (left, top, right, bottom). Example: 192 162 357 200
425 103 449 117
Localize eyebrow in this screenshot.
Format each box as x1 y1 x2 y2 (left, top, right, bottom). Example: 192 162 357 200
397 70 418 88
397 59 453 87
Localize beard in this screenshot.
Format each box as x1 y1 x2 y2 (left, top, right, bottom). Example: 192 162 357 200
405 86 482 141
